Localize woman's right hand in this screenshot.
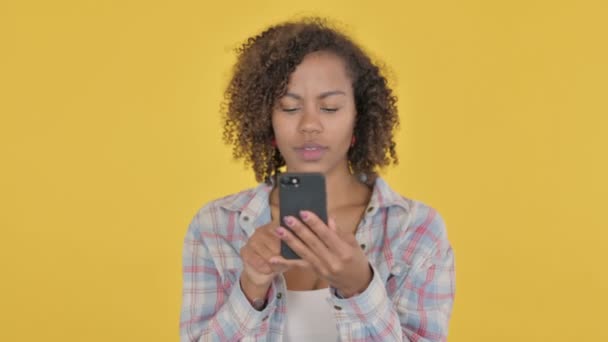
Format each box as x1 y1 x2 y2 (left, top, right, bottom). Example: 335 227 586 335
239 220 307 301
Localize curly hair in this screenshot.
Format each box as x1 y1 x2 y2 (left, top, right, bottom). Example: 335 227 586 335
222 17 399 184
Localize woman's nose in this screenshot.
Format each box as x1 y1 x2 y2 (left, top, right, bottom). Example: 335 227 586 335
298 107 323 134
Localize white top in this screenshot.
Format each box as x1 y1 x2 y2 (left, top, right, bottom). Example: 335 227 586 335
283 288 339 342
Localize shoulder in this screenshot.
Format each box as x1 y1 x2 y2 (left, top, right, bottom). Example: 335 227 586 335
185 185 263 239
406 199 448 246
375 179 450 261
375 178 447 238
391 197 451 268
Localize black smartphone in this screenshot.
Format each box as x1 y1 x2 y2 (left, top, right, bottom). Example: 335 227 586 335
278 172 328 259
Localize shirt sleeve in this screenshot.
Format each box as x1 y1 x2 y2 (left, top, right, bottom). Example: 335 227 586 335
328 206 455 341
179 209 279 342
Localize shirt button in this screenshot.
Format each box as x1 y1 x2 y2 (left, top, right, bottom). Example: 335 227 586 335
366 206 374 213
360 243 366 250
333 305 342 311
276 292 282 299
262 315 269 321
243 216 250 222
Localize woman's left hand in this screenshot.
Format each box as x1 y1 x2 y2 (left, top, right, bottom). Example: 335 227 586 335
270 210 373 298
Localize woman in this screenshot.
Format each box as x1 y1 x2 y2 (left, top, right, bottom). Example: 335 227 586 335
180 17 455 342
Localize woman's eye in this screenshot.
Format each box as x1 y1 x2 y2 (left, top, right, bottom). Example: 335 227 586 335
321 107 339 113
282 107 299 113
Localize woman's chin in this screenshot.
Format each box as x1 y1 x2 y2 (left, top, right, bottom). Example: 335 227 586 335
285 163 327 174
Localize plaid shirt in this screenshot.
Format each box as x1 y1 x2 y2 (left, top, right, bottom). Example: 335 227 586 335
180 177 455 341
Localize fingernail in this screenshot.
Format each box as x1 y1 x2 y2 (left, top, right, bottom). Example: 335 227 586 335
300 211 308 220
276 227 284 236
284 216 294 226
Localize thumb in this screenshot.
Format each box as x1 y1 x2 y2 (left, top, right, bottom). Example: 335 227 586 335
270 255 311 270
328 216 338 232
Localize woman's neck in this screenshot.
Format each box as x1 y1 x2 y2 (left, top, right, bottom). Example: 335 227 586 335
324 167 371 211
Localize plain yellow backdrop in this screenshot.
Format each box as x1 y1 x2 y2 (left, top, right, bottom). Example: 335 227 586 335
1 0 607 341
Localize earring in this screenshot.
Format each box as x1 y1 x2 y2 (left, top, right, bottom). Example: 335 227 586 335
271 138 277 147
350 136 356 147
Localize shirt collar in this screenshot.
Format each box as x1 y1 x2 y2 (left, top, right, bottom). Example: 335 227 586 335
218 182 273 237
218 176 410 230
366 177 411 215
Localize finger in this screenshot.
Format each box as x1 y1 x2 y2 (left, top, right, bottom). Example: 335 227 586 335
307 215 359 265
275 225 326 272
284 215 334 262
327 216 354 248
328 217 338 232
264 232 286 274
299 211 346 253
269 255 312 270
244 250 273 274
249 238 276 263
250 234 286 273
262 228 282 255
329 217 356 243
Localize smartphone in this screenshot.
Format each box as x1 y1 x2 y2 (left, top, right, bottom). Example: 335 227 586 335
278 172 328 259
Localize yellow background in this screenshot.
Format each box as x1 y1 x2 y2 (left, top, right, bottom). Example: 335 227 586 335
1 0 606 341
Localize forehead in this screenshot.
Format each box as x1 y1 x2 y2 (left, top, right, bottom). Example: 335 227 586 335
286 51 352 93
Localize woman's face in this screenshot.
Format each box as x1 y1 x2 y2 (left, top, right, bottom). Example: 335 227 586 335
272 51 356 175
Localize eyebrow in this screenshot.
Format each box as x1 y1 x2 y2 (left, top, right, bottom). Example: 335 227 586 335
284 90 346 100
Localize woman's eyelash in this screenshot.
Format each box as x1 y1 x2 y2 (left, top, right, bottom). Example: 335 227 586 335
281 107 339 112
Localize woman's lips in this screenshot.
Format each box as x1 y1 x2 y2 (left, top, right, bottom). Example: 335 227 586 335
294 143 327 161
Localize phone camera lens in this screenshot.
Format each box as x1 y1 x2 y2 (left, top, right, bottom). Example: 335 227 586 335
280 176 290 186
291 177 299 187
